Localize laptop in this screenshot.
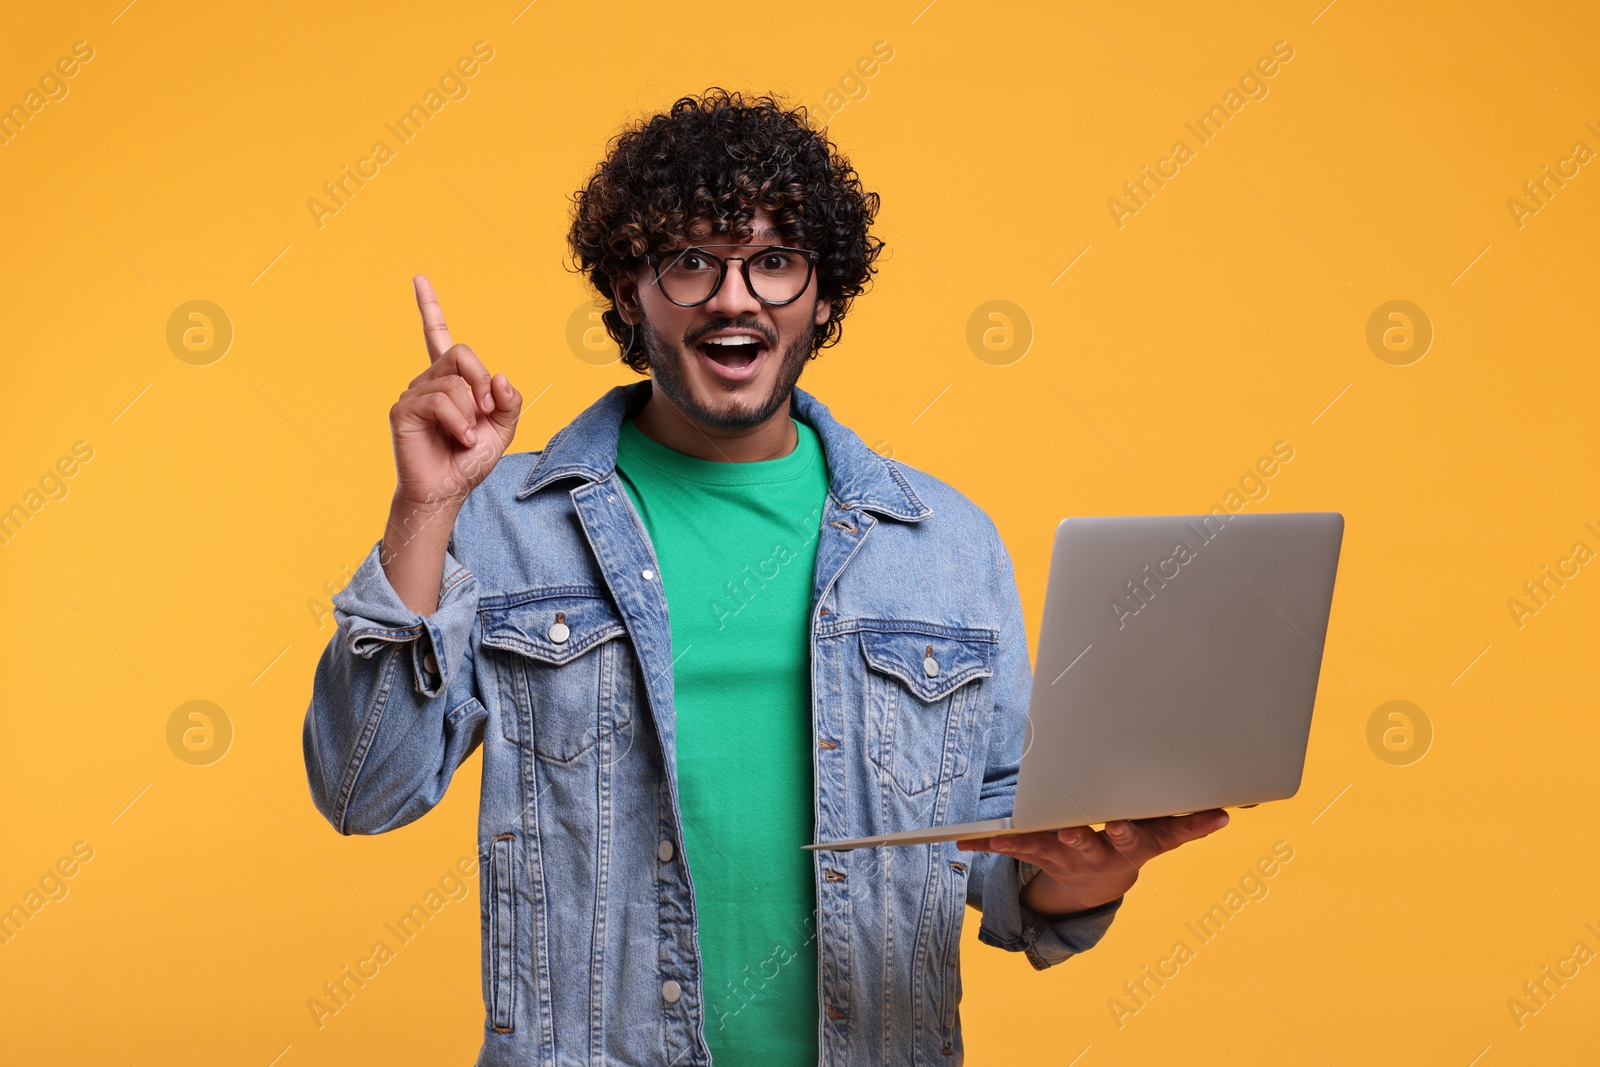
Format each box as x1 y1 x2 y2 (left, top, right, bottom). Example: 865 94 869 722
807 511 1345 851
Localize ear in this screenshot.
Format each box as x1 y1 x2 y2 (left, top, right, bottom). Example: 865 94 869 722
615 274 640 325
813 297 833 328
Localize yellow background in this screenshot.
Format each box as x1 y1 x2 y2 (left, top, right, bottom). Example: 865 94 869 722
2 1 1597 1063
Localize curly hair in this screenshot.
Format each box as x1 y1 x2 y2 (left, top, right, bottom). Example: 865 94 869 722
567 88 884 373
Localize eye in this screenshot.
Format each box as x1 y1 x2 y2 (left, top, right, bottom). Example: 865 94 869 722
756 250 797 272
673 250 715 272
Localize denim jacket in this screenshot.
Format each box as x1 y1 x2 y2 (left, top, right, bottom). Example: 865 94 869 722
303 381 1120 1066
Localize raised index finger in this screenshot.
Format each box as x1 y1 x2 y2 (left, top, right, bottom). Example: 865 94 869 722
413 274 453 363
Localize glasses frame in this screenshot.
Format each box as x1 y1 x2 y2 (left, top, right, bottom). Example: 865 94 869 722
642 244 820 308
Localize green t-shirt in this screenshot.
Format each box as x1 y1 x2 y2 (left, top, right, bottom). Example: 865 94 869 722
614 415 828 1064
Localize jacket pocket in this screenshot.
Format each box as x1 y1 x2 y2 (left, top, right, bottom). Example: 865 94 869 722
859 623 997 796
937 858 968 1057
480 588 633 763
486 832 517 1033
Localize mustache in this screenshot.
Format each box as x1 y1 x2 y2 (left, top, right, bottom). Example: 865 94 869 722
684 319 777 347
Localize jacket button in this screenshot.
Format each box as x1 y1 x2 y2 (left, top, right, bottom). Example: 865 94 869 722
642 568 656 581
658 840 675 862
661 980 681 1003
424 651 439 673
548 621 570 644
923 655 939 677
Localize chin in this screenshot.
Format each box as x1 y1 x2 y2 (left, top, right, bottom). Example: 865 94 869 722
641 320 811 430
682 382 786 430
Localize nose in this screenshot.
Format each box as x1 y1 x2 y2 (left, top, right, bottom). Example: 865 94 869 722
703 257 764 319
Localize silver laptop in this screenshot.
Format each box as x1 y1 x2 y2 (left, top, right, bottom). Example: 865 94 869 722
808 512 1345 851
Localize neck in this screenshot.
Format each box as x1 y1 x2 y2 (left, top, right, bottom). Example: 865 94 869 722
632 384 796 463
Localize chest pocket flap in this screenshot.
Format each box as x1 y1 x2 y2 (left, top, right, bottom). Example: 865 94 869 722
480 589 627 665
859 626 998 702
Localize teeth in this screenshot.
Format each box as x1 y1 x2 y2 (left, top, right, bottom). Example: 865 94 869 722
703 336 762 346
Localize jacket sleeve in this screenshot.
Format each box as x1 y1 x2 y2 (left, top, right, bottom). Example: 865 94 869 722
301 537 487 835
967 519 1123 970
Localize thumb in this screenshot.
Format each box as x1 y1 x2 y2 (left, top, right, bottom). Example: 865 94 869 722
485 373 522 441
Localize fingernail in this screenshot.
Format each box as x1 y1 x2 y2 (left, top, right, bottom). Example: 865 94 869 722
466 429 477 445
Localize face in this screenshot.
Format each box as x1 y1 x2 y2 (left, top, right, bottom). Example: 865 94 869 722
617 209 832 431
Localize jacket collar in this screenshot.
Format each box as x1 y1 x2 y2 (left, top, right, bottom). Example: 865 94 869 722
517 380 932 522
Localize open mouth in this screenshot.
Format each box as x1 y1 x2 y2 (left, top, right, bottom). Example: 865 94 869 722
696 336 768 382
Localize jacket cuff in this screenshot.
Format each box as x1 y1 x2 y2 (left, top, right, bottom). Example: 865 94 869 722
331 541 478 698
976 854 1124 970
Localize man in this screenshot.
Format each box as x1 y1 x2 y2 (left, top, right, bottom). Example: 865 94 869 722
303 89 1227 1065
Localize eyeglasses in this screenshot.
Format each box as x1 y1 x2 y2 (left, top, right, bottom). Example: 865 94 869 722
643 244 819 308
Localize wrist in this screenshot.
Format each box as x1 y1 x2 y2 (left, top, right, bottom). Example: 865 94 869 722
387 491 461 537
391 485 467 519
381 493 459 567
1020 870 1119 918
1019 870 1057 914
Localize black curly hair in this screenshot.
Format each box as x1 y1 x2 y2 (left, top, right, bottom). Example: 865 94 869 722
567 88 884 373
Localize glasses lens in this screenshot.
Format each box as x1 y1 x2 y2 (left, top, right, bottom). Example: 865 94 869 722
747 248 811 303
657 247 811 305
657 248 722 305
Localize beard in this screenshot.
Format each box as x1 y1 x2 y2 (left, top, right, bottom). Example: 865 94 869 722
639 313 816 431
